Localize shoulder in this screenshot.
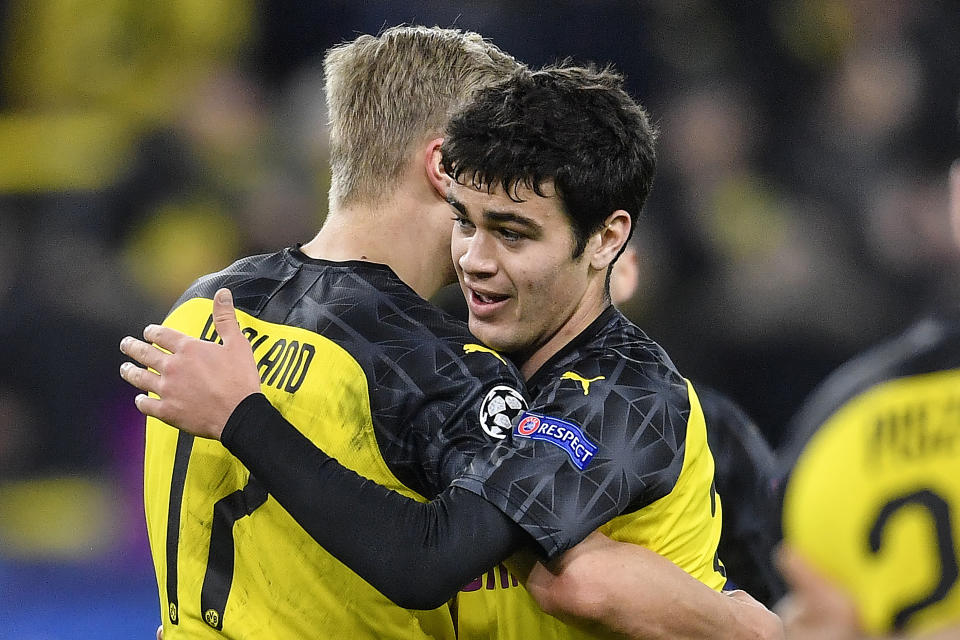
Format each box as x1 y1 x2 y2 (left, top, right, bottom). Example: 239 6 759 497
530 313 690 437
780 313 960 472
697 385 776 476
538 317 687 408
170 250 290 315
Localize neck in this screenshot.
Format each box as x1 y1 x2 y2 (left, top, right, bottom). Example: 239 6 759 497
518 285 611 380
301 192 453 300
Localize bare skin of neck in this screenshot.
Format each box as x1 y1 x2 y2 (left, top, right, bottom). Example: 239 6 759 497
301 149 454 301
518 282 610 380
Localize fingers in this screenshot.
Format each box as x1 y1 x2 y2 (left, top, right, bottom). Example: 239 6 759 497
212 288 244 346
133 393 166 421
724 590 784 640
142 323 191 353
775 544 861 637
120 336 169 373
775 544 834 596
120 361 162 395
724 589 764 608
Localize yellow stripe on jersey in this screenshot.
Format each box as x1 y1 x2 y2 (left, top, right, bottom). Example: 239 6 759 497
144 297 455 639
455 379 724 639
783 369 960 636
599 380 725 590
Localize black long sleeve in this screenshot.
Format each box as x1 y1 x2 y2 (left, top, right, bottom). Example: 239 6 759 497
220 393 530 610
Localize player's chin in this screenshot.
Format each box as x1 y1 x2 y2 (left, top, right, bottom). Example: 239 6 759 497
468 321 518 355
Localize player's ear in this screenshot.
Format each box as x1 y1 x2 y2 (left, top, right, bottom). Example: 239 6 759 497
424 137 449 199
589 210 631 271
610 243 640 306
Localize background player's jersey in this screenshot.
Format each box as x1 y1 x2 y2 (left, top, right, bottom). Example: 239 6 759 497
453 306 725 639
779 310 960 636
143 247 526 639
698 386 785 606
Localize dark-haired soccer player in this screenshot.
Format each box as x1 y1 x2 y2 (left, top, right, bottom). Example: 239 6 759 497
124 62 782 638
440 63 732 638
775 123 960 638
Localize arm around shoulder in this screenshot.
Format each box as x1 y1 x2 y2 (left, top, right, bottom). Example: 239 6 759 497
222 393 531 610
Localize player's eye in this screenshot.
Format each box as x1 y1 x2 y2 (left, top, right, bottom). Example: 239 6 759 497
452 213 475 231
498 227 523 243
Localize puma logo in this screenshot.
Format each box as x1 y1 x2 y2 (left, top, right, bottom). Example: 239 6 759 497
561 371 605 395
464 343 506 365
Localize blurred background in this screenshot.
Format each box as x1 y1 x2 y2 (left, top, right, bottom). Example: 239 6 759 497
0 1 958 637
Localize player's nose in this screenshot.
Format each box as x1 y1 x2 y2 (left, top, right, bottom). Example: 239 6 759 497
456 232 497 278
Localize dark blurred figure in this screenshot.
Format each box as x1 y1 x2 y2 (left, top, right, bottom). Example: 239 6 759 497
697 386 786 607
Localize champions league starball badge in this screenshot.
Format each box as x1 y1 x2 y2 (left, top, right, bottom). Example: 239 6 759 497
479 385 527 439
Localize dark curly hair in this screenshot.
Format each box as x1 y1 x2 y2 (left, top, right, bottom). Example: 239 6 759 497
441 62 658 258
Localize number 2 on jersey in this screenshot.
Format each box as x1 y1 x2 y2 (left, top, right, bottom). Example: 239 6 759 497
869 488 958 631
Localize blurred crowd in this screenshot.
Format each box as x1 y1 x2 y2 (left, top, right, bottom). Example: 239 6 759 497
0 0 958 579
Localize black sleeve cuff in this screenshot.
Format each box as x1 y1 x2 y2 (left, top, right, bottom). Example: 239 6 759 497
220 392 272 455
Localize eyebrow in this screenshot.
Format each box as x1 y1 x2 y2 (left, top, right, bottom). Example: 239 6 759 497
446 195 467 216
483 211 542 235
447 194 543 235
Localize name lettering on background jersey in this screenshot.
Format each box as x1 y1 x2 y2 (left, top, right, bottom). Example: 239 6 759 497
463 343 507 365
869 397 960 467
514 411 598 470
199 313 316 393
560 371 605 395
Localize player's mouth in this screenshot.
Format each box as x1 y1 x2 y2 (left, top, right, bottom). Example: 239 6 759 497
466 287 509 318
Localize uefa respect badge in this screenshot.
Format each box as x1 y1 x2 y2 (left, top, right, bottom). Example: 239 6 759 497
514 411 598 470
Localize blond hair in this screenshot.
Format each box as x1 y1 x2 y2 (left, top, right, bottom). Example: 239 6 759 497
324 25 519 209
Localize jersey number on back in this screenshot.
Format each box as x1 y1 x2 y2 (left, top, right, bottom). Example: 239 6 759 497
869 488 958 631
165 440 269 631
165 316 270 630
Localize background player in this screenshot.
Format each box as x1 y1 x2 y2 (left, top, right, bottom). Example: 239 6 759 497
123 62 783 638
775 113 960 638
695 386 785 607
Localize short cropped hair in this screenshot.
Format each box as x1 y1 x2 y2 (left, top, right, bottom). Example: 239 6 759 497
441 63 658 258
324 25 520 210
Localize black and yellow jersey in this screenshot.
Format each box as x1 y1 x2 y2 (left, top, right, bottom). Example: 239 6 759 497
779 311 960 636
453 306 725 639
143 247 526 639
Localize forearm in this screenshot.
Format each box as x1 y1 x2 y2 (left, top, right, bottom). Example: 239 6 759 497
525 533 781 639
221 393 529 609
